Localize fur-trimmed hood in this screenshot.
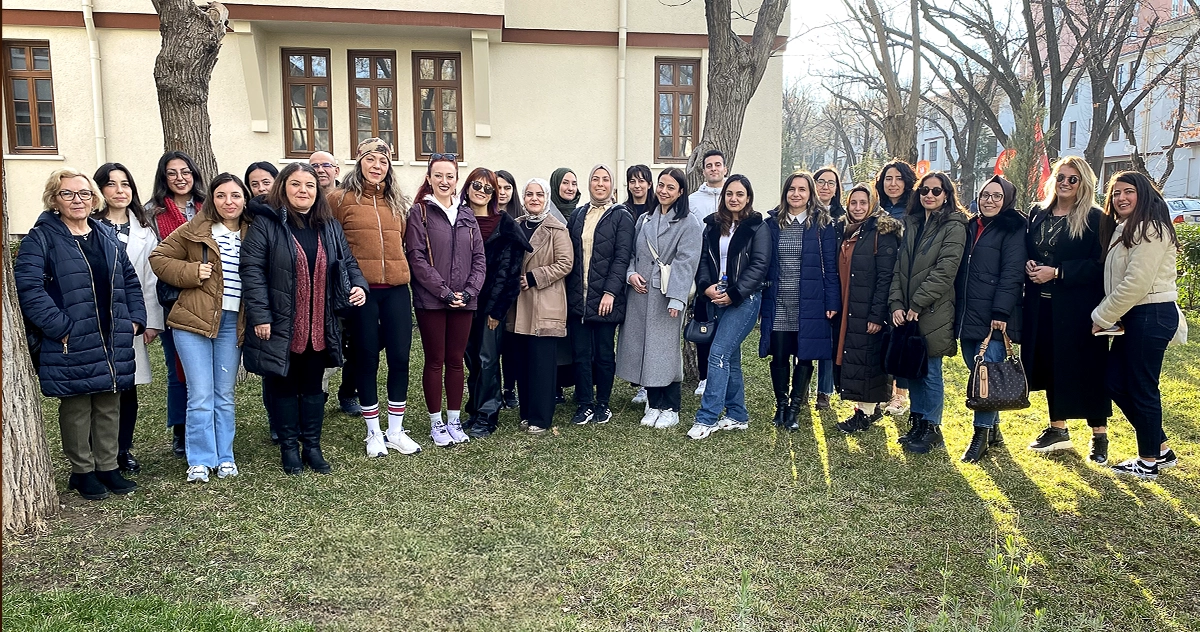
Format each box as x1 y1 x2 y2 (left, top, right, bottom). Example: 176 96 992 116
835 208 903 237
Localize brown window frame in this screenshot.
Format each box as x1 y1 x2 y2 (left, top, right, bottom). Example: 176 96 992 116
654 57 700 163
411 51 464 162
282 48 333 159
347 50 399 160
3 40 58 154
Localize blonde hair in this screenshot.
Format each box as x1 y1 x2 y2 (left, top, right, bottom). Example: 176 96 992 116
42 168 104 213
1036 156 1097 240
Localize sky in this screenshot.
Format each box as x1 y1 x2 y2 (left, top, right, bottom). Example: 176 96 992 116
783 3 850 86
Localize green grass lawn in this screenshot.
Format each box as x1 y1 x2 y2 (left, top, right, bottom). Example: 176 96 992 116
4 316 1200 631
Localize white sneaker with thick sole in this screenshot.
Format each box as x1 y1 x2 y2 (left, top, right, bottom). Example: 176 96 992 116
385 429 422 454
687 423 715 440
694 379 707 396
186 465 209 483
632 387 648 404
654 411 680 429
640 408 662 427
365 432 388 458
717 416 749 431
216 462 239 479
884 395 909 415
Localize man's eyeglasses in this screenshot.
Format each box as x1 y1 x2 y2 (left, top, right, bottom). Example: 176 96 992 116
470 181 495 195
312 162 336 170
1056 174 1080 185
430 153 457 163
917 186 945 197
979 192 1004 202
57 189 94 202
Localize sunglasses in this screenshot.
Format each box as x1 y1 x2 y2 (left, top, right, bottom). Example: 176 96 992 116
430 153 457 163
469 181 495 195
1056 174 1080 185
917 186 945 197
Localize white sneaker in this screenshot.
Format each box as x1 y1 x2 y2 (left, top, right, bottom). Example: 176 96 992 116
446 420 470 444
694 379 707 396
640 407 662 427
186 465 209 483
717 416 748 431
654 410 680 429
687 423 715 440
364 432 388 458
430 421 454 448
884 394 909 415
216 462 238 479
632 387 648 404
384 429 422 455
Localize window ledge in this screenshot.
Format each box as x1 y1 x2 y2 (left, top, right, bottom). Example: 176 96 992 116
651 162 687 169
4 153 65 161
409 160 469 168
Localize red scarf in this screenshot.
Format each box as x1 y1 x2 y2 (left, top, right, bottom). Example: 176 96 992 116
290 233 328 353
156 197 188 238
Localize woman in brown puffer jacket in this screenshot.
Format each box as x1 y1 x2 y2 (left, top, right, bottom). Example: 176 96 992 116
329 137 422 458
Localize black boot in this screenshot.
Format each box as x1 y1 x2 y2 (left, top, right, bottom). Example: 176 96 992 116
468 412 497 439
770 363 791 427
171 424 186 458
988 423 1005 448
95 468 138 494
117 451 141 473
274 395 303 475
836 409 869 434
905 422 944 454
897 413 926 445
68 472 109 500
961 427 990 463
784 363 814 431
1089 432 1109 464
299 394 332 474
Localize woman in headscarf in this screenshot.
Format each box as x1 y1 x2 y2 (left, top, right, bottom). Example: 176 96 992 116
549 167 581 400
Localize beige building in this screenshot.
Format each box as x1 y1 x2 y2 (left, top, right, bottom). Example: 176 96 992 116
1 1 784 234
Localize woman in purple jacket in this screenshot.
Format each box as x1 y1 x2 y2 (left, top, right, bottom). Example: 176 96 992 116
406 154 487 447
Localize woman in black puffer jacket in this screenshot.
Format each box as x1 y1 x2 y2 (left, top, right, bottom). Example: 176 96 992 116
953 174 1027 463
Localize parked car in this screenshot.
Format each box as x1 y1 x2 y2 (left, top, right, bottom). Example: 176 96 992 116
1167 198 1200 224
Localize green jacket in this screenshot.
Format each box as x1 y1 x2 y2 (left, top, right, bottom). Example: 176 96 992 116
889 206 968 357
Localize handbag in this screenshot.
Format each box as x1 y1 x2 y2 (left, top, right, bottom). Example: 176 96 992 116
965 329 1031 412
684 302 716 345
645 234 672 297
328 233 355 314
881 320 928 380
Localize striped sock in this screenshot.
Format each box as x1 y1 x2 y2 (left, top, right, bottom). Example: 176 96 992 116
362 404 381 435
387 401 406 434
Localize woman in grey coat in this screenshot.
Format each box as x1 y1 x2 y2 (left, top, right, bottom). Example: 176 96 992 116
615 168 703 429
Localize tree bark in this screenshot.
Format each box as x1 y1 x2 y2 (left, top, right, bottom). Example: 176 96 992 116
152 0 228 180
2 164 58 534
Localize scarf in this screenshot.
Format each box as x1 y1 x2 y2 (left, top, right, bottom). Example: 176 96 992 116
156 197 188 239
290 232 328 354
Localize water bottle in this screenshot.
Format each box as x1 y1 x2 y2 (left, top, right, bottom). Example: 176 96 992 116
716 274 728 294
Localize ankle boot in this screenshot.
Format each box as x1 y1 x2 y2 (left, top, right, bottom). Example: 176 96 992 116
95 469 137 494
988 423 1005 447
273 395 303 475
299 393 332 474
68 471 109 500
898 413 926 445
171 424 187 458
961 427 990 463
769 363 790 427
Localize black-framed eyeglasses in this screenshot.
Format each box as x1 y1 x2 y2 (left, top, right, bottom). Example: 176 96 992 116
469 181 495 195
979 192 1005 202
917 186 945 197
430 153 457 163
816 179 838 187
57 189 94 201
1056 174 1080 185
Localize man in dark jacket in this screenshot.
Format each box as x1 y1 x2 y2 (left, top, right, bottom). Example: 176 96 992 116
566 165 634 425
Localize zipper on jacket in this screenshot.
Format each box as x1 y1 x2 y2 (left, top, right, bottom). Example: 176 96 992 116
956 221 986 339
74 238 118 390
374 196 386 282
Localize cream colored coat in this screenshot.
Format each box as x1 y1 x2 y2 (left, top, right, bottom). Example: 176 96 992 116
120 210 165 385
506 214 573 337
1091 221 1178 329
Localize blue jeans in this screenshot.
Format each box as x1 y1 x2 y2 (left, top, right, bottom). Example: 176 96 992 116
695 292 761 427
908 356 945 426
961 338 1007 428
1107 302 1177 457
174 311 241 468
159 328 188 428
817 358 833 395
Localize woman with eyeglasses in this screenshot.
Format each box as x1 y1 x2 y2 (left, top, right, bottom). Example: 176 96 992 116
1021 157 1112 463
145 151 206 458
874 160 917 416
462 168 531 438
889 172 968 455
329 138 421 458
811 166 845 411
92 163 163 473
952 175 1027 463
407 153 487 447
16 169 147 499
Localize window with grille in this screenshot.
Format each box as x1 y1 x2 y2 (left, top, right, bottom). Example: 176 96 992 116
655 58 700 162
4 41 57 153
349 51 398 159
412 52 462 160
1069 122 1077 148
282 48 332 158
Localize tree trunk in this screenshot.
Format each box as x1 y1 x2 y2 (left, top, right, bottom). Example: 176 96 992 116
2 165 57 534
152 0 228 180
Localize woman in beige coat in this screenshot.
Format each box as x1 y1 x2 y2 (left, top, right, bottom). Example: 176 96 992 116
507 178 573 433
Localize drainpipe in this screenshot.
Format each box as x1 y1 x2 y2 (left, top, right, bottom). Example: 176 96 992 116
82 0 107 163
616 0 628 177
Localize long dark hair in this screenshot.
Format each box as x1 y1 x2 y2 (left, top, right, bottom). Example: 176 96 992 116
151 150 206 210
92 162 149 227
495 170 522 218
777 170 819 228
243 161 278 184
625 164 653 206
813 166 845 218
874 160 916 209
1101 170 1178 251
200 173 252 226
656 168 690 221
267 162 333 228
413 155 458 206
716 174 754 236
907 172 965 218
461 167 499 216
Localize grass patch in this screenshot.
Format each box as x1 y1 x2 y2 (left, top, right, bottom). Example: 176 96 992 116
5 315 1200 630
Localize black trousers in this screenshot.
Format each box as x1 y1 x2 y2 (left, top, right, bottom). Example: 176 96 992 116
1108 302 1177 457
514 333 559 428
501 327 519 391
352 284 413 408
571 321 617 407
118 386 137 453
769 331 812 402
337 318 358 401
265 350 329 444
465 309 504 425
647 382 682 412
696 341 711 381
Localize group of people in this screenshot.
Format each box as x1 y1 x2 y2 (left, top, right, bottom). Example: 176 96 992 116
15 140 1185 500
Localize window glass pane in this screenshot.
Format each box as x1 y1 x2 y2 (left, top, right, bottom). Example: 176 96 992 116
422 132 436 154
442 111 457 133
14 101 31 125
440 59 456 81
291 129 308 152
356 86 370 109
421 110 435 133
288 55 305 76
11 79 28 101
378 109 392 131
9 47 27 71
659 114 672 137
419 59 435 80
420 88 434 110
311 55 327 78
681 115 692 139
379 130 394 150
679 65 694 86
35 79 52 102
357 110 372 132
443 133 458 154
659 93 672 115
290 85 306 107
376 57 393 79
680 94 693 116
358 129 371 145
442 89 457 111
37 102 53 124
313 85 329 107
659 64 673 85
377 87 393 110
290 101 307 129
32 48 50 70
16 124 33 146
314 130 330 151
38 125 54 147
658 136 673 158
354 57 370 79
680 136 692 157
313 107 328 130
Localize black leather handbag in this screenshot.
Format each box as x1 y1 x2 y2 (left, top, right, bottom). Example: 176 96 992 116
882 320 928 380
965 329 1031 412
684 303 716 345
